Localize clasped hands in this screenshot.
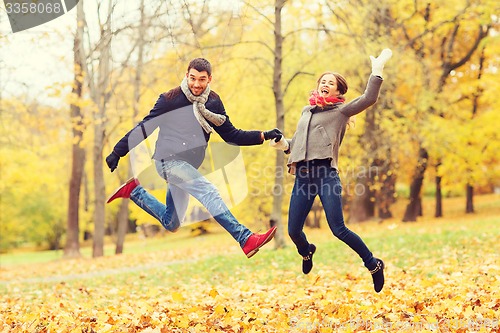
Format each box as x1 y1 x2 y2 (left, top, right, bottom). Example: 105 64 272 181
269 133 289 151
263 128 289 151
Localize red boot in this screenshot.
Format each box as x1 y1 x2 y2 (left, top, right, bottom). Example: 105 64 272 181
106 178 139 203
242 226 277 258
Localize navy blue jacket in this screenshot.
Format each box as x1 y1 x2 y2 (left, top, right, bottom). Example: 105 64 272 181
112 87 263 168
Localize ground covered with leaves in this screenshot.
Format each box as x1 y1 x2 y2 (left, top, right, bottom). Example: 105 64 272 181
1 197 500 332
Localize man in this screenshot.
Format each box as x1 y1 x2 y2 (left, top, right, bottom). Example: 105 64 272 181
105 58 281 258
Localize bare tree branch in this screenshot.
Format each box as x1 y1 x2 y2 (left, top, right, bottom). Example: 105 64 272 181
283 71 314 95
242 0 274 28
439 24 491 89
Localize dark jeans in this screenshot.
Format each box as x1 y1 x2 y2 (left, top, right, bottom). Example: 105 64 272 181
288 160 377 269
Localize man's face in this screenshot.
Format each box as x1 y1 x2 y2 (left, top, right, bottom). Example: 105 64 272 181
186 68 211 96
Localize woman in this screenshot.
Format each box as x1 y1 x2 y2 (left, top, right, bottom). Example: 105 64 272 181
271 49 392 292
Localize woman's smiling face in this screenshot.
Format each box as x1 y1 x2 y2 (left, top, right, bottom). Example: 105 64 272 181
317 73 340 98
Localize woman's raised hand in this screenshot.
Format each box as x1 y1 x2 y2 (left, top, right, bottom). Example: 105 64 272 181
370 48 392 77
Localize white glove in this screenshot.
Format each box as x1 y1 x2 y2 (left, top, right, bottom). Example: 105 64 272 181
370 48 392 78
269 136 289 151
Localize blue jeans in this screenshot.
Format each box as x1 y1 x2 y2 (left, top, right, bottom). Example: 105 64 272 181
288 162 377 269
130 159 252 247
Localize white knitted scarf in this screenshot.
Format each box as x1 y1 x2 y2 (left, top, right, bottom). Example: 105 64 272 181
180 77 226 133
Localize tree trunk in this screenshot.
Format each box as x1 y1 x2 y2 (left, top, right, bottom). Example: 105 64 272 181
269 0 286 249
115 199 129 254
464 47 483 216
64 1 85 259
92 125 106 257
92 0 113 258
403 147 428 222
115 0 146 254
305 201 321 228
377 163 396 219
349 184 375 223
466 185 474 213
349 102 379 222
435 171 443 218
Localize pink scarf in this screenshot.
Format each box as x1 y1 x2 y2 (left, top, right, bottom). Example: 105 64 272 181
308 91 345 107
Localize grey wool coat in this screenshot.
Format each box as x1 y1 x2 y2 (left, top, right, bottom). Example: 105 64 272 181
287 74 383 173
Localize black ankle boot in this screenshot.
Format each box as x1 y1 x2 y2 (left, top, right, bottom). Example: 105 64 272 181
370 259 385 293
302 244 316 274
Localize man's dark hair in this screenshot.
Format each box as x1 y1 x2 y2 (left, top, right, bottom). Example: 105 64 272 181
187 58 212 76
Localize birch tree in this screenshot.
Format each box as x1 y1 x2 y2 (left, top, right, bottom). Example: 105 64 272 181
64 0 85 259
115 0 147 254
75 0 134 257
